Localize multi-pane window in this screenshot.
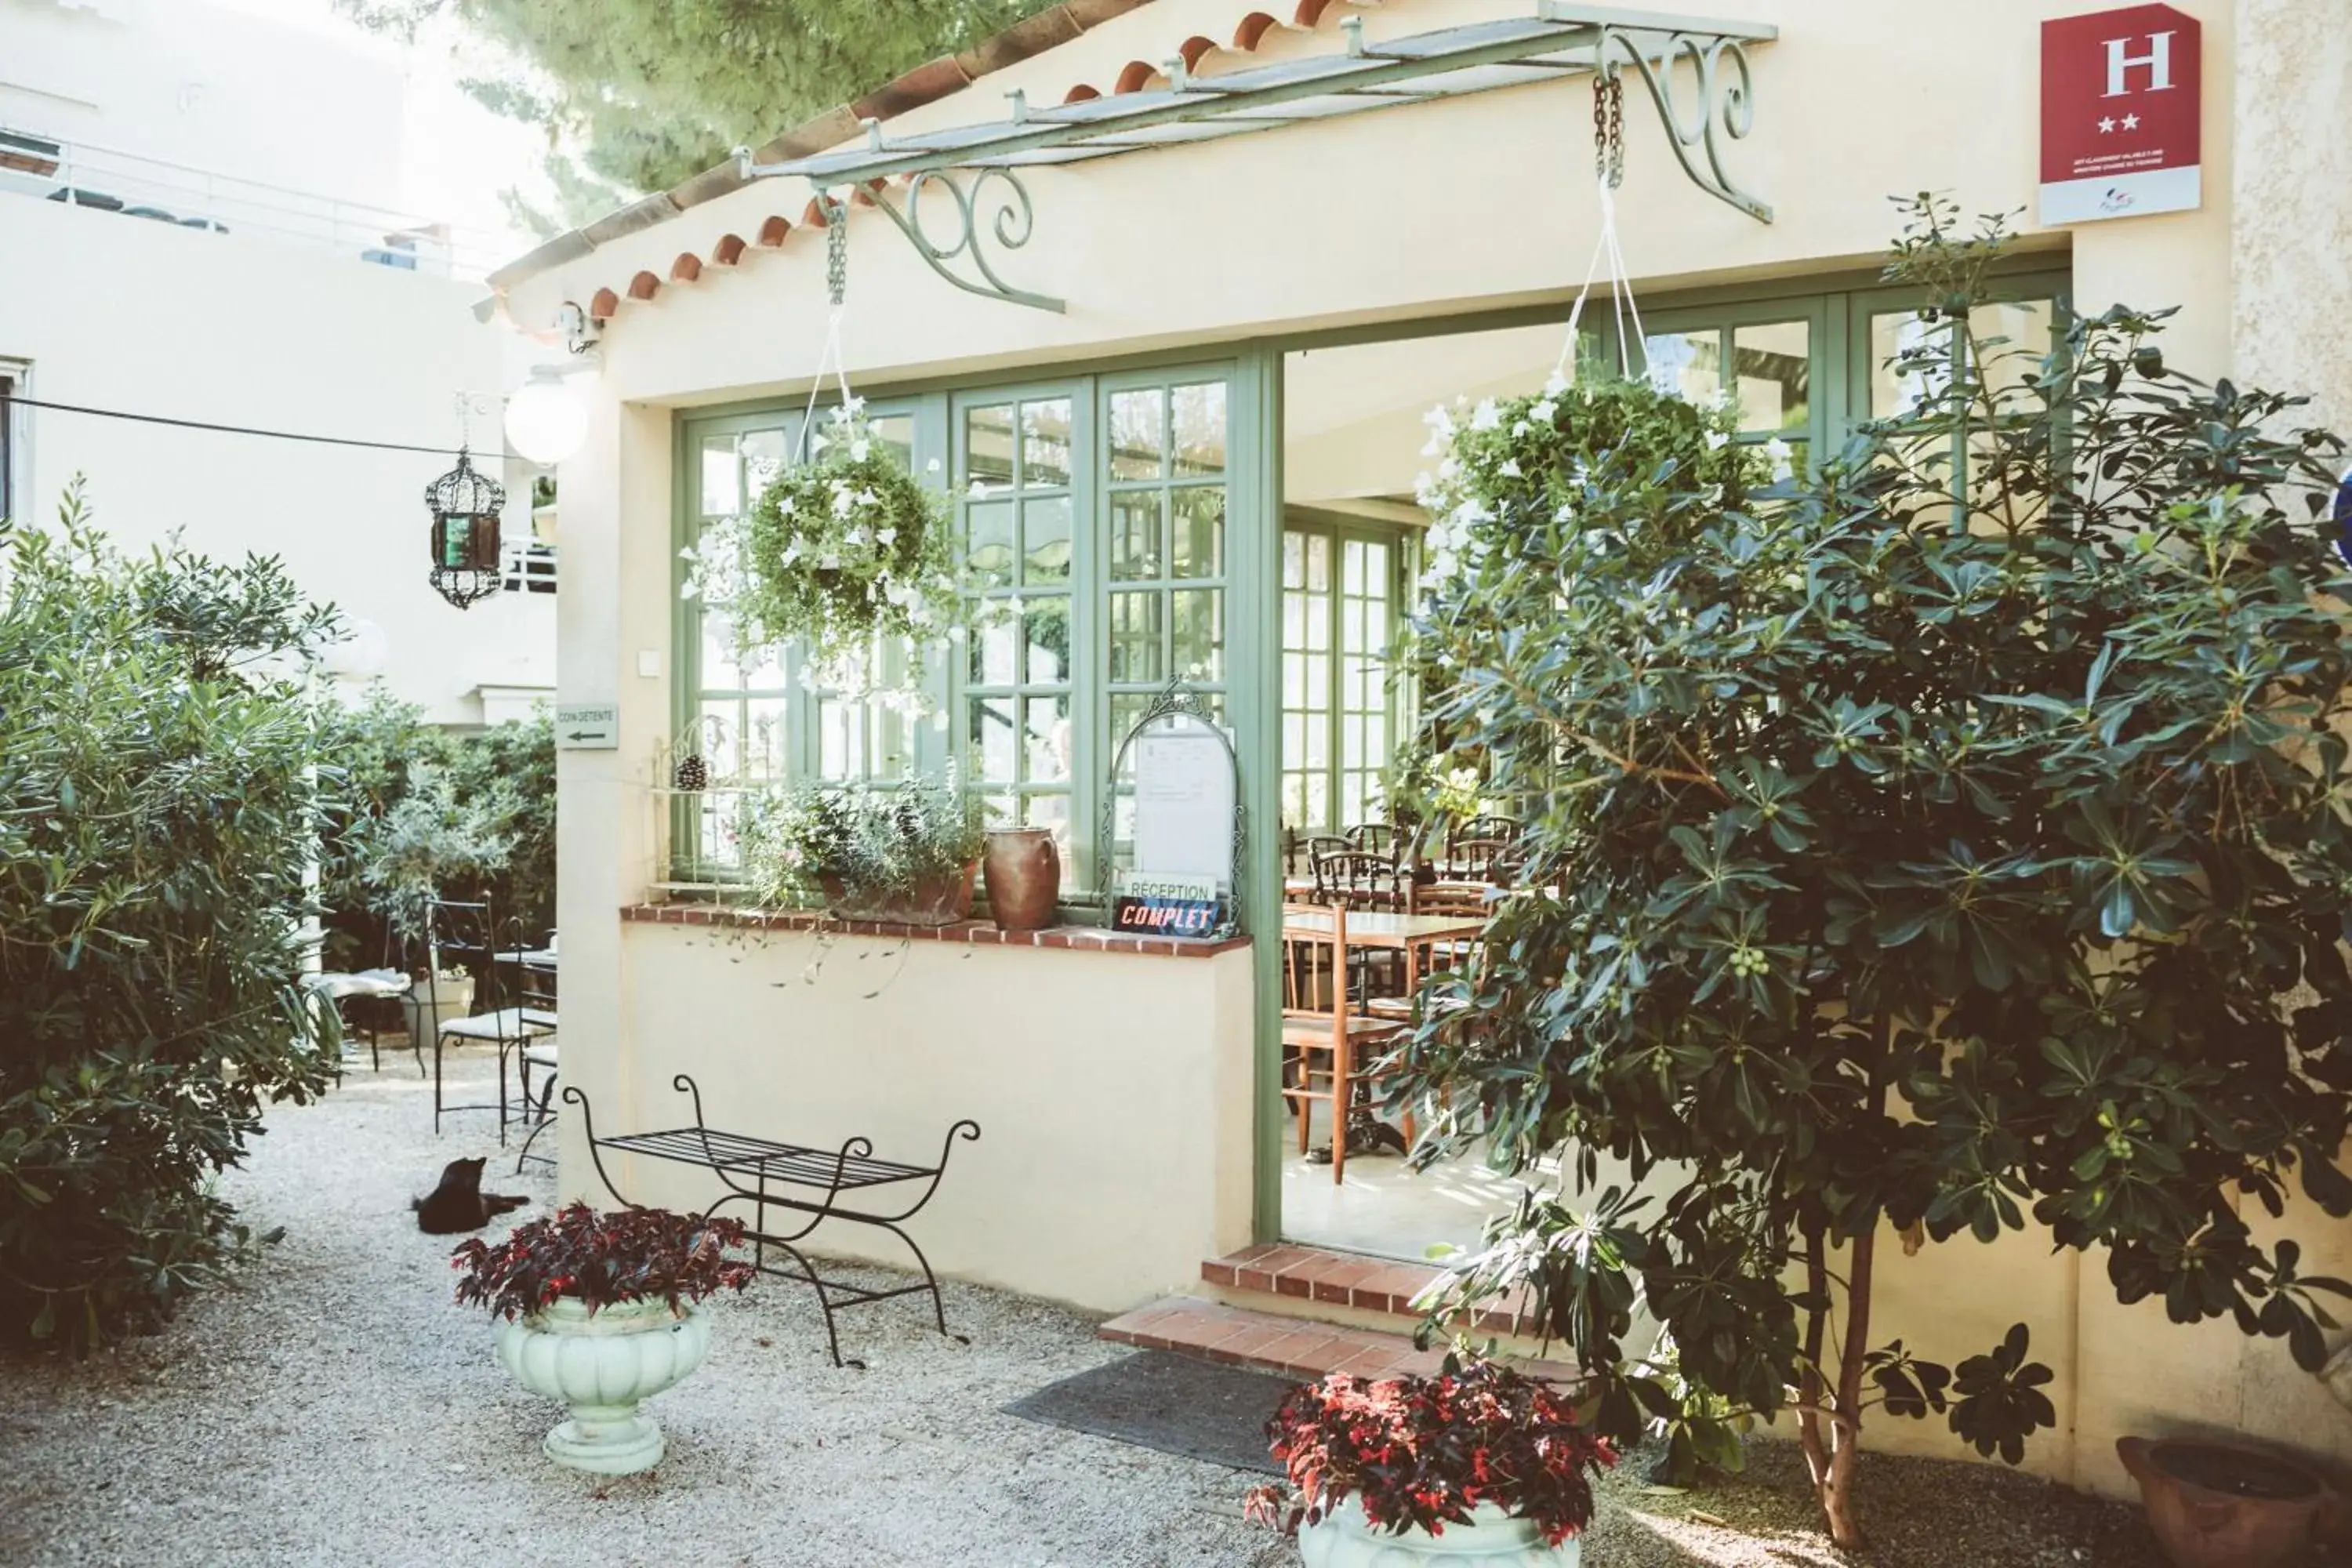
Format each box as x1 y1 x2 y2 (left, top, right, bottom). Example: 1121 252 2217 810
1646 317 1814 469
0 367 19 529
676 408 929 874
960 394 1078 863
1280 519 1400 836
1105 379 1229 745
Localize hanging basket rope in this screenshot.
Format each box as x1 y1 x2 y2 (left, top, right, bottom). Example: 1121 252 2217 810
1553 67 1653 390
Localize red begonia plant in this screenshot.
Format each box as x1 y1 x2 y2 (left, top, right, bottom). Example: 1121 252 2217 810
1247 1359 1614 1546
451 1203 755 1321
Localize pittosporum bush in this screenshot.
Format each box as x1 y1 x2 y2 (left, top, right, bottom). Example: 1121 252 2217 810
0 482 340 1348
1397 198 2352 1548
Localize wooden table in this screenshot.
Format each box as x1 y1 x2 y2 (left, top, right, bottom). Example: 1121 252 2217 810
1280 908 1488 993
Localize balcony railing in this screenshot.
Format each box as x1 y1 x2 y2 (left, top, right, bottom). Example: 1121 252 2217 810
0 124 508 281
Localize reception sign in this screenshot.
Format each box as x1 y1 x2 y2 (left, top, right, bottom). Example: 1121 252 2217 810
2040 5 2201 225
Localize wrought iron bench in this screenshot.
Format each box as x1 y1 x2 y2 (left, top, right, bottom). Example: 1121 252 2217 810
563 1075 981 1368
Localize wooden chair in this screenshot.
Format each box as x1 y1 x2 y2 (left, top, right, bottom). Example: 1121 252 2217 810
1345 822 1403 858
1280 904 1406 1185
1312 849 1406 911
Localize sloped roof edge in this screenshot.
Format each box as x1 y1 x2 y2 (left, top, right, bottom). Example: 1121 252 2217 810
486 0 1163 294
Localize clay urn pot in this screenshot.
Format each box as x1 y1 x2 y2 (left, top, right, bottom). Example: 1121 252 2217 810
2118 1436 2336 1568
982 828 1060 932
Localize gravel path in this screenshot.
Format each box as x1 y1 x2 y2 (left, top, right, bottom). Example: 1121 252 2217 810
0 1050 2185 1566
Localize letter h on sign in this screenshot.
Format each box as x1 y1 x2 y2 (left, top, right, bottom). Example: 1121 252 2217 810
2103 30 2176 96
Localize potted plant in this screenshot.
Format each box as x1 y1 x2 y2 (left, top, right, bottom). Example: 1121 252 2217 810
678 403 961 681
737 775 985 927
1246 1360 1613 1566
452 1203 754 1475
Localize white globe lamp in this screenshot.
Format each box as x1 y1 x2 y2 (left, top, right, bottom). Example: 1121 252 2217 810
504 366 590 466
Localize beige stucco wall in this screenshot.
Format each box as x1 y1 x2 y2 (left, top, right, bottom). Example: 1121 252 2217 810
2232 0 2352 434
521 0 2352 1504
566 925 1256 1313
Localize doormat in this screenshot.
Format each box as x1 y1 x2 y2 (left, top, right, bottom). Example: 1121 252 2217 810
1002 1349 1296 1475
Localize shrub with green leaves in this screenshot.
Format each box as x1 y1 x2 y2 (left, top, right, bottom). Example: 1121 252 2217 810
0 483 339 1348
1400 198 2352 1548
318 688 555 967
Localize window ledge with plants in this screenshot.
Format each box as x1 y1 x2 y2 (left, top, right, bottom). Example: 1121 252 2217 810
619 902 1247 957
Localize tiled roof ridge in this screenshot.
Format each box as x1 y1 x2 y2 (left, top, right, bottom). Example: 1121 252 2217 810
488 0 1390 321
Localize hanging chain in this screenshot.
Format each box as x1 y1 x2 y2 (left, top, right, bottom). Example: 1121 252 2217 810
1592 71 1624 190
824 194 848 308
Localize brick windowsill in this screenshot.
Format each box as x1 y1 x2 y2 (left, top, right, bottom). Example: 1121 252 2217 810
619 902 1250 958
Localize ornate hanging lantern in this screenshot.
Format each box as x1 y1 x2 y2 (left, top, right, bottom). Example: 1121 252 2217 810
425 447 506 609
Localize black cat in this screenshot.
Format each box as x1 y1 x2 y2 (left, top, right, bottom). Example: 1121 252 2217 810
412 1156 530 1235
1305 1109 1410 1164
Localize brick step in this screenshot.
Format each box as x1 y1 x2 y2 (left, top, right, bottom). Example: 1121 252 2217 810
1200 1243 1538 1336
1098 1295 1580 1385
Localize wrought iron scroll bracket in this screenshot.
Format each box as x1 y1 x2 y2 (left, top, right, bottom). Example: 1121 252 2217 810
735 144 1064 314
1594 24 1770 223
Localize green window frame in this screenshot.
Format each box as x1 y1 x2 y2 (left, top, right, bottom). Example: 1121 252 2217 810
670 398 949 883
1279 511 1412 837
671 361 1255 899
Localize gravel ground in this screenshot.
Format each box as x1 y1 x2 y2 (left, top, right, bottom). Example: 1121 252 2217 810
0 1048 2203 1567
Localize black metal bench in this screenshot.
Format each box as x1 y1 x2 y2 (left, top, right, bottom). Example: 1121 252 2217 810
563 1075 980 1368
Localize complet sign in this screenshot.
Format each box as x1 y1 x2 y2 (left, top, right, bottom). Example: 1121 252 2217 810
2040 5 2201 225
1111 872 1221 938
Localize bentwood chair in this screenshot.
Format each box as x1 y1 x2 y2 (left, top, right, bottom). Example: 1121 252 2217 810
1279 904 1406 1185
424 898 555 1142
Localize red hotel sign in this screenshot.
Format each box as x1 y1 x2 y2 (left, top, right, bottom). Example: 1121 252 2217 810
2040 4 2202 224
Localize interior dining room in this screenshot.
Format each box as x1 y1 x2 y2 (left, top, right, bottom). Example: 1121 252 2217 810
1275 303 1818 1260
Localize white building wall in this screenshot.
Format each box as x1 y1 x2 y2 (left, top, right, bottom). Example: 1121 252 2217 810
0 193 553 724
0 0 406 212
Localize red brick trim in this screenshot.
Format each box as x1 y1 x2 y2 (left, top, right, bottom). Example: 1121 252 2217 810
619 902 1249 958
1098 1298 1578 1385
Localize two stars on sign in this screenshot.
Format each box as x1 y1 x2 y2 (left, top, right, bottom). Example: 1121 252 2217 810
2096 114 2143 133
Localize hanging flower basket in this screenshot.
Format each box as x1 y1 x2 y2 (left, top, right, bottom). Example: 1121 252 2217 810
681 406 960 678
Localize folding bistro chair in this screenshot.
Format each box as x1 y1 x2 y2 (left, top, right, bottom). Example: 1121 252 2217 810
423 898 555 1142
510 951 559 1173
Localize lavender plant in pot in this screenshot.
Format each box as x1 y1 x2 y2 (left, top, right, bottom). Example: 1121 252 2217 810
452 1203 753 1475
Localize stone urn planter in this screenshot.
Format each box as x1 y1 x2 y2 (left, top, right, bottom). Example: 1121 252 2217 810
452 1203 753 1477
399 971 474 1044
817 860 978 926
2117 1436 2336 1568
982 827 1061 931
1301 1498 1581 1568
495 1297 710 1475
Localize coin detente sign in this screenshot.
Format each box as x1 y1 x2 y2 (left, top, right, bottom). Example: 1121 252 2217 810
2040 4 2202 225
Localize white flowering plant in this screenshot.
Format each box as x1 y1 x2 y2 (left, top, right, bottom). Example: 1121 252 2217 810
1410 374 1760 603
680 405 961 681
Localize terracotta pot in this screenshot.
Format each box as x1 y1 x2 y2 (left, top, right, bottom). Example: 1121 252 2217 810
2118 1436 2335 1568
982 828 1061 931
815 861 978 927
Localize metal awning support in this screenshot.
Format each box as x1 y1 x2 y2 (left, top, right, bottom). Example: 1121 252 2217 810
735 3 1777 313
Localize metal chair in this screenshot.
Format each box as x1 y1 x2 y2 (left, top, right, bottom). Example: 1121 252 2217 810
423 898 554 1142
511 953 559 1173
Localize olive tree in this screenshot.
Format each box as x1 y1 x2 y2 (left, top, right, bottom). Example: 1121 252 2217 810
1399 200 2352 1547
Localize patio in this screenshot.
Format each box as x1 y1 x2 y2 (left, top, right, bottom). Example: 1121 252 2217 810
0 1050 2167 1567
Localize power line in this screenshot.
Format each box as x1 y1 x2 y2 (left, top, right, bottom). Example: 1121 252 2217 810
0 394 486 459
